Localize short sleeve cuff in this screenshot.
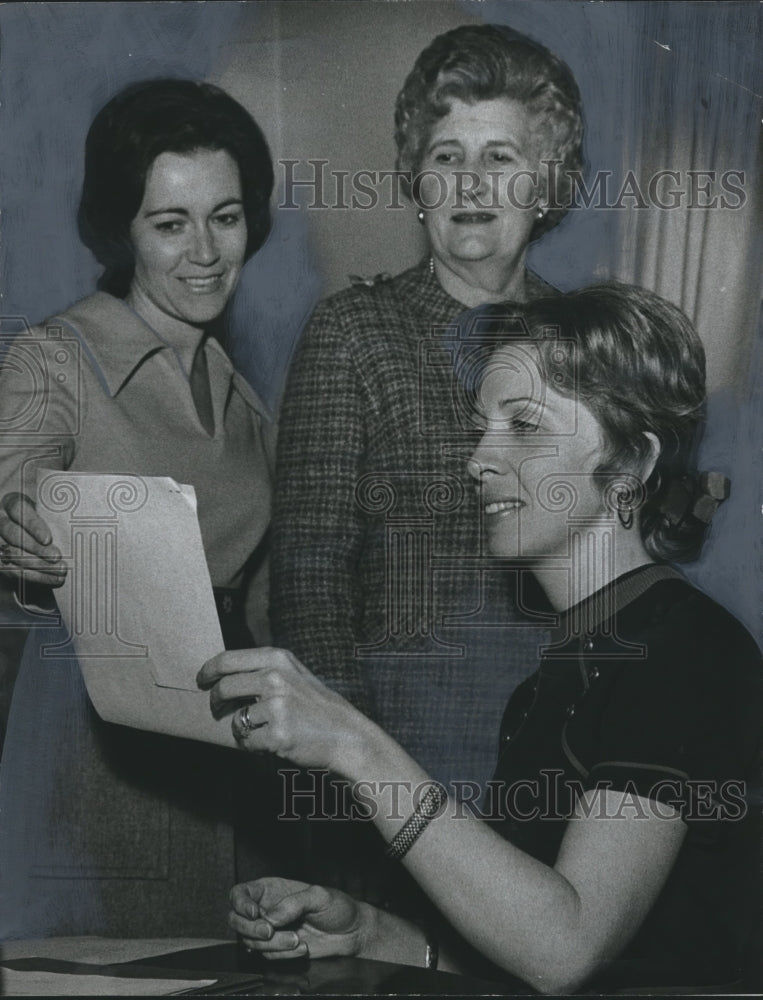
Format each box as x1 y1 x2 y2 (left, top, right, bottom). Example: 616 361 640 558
586 761 739 837
586 761 688 813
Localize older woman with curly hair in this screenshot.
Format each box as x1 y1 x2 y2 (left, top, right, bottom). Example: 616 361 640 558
271 25 585 817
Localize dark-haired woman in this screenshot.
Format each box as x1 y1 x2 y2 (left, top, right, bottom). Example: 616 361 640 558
202 284 762 993
0 80 276 937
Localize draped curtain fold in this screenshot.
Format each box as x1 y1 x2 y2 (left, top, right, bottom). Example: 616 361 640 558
603 3 761 638
612 2 761 394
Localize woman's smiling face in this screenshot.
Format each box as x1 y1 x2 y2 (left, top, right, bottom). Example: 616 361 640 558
467 344 609 563
128 148 247 336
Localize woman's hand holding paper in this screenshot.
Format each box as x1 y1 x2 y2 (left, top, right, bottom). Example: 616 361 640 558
0 492 67 587
197 648 376 773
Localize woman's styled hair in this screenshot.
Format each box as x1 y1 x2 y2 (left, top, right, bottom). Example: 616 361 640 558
78 79 274 297
394 24 584 239
463 284 714 562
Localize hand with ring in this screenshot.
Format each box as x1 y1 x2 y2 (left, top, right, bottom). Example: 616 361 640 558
197 647 377 773
0 492 67 587
233 700 268 743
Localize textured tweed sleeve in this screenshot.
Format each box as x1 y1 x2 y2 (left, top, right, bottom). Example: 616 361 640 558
270 296 373 714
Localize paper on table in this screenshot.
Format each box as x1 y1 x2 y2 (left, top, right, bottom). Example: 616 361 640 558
0 966 217 996
35 470 237 748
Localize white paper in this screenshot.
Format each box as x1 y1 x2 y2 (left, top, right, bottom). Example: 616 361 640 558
36 470 237 748
0 966 217 996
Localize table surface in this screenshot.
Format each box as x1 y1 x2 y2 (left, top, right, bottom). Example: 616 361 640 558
0 936 518 995
1 937 229 964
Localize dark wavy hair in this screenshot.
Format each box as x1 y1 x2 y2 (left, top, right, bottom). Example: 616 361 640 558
78 79 274 297
460 284 711 562
394 24 584 240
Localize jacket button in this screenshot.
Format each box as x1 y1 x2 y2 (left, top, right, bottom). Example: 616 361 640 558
502 732 512 744
587 665 600 680
566 704 576 719
583 638 594 652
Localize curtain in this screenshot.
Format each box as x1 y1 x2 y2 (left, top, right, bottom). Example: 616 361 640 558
607 2 761 638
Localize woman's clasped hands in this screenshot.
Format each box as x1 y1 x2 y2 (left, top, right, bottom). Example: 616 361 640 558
229 877 368 961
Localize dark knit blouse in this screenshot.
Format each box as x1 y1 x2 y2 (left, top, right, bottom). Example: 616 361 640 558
491 565 763 990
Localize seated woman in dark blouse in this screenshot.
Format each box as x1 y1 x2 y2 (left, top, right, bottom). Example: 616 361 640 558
199 284 762 993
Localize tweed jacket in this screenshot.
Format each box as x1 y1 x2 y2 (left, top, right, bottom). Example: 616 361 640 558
271 260 555 787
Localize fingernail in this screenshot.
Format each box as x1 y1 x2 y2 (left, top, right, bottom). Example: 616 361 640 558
255 919 273 939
